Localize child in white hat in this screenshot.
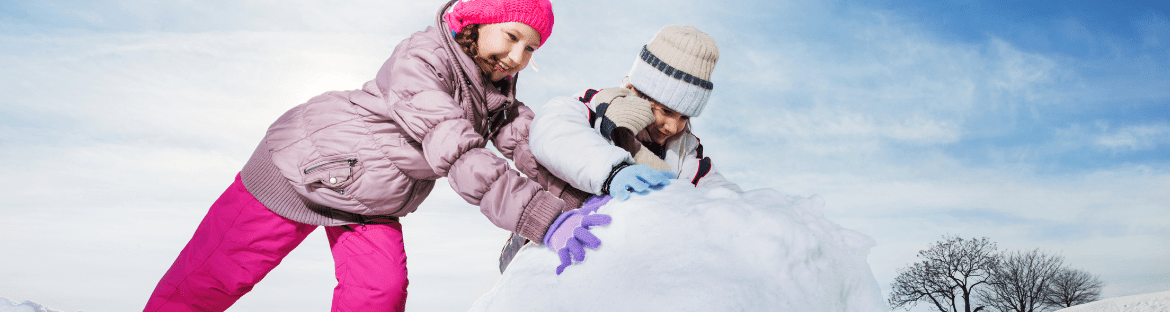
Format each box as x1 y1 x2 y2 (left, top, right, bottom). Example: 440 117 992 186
500 24 741 272
530 24 741 199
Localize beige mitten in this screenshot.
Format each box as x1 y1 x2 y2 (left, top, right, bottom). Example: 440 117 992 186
603 93 655 134
588 87 635 108
633 147 672 172
593 87 671 172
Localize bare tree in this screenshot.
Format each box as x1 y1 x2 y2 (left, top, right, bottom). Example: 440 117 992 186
889 236 998 312
1043 268 1104 308
978 249 1064 312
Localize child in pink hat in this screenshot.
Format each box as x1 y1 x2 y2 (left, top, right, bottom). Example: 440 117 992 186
143 0 594 311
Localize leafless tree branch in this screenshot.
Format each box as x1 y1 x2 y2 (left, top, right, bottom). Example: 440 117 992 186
1043 268 1103 308
977 249 1064 312
889 236 998 312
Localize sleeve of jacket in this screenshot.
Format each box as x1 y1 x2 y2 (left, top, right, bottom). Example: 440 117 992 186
530 96 634 195
674 138 743 193
377 46 476 177
491 103 535 161
493 104 592 210
376 45 563 241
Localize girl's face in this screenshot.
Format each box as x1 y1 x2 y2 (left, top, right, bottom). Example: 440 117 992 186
476 22 541 82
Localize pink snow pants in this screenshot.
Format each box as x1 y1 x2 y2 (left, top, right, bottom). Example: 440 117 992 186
144 174 409 312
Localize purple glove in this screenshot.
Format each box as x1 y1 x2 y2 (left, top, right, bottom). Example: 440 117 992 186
543 196 613 274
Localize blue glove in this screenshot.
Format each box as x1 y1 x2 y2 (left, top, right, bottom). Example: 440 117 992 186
543 196 612 274
608 165 673 201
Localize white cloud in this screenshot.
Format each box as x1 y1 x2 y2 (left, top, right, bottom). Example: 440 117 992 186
696 9 1076 171
1094 123 1170 151
986 38 1064 106
1052 122 1170 153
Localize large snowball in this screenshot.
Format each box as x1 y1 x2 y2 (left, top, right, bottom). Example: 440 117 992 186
470 184 888 311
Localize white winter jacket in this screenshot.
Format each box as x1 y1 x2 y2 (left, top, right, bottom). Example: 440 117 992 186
530 89 741 195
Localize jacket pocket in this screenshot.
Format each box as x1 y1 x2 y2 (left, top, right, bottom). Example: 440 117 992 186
301 154 359 194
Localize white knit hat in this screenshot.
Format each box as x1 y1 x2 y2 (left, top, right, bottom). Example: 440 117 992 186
627 25 719 117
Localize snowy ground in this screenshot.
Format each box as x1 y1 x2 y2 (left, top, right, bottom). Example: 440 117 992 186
471 183 887 311
2 297 63 312
1054 290 1170 312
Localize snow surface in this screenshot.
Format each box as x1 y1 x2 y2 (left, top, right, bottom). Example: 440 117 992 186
1 297 64 312
470 183 888 311
1054 290 1170 312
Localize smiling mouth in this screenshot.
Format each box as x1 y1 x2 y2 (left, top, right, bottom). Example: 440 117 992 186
652 128 668 140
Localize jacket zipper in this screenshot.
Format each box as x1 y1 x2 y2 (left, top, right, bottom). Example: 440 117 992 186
303 158 357 174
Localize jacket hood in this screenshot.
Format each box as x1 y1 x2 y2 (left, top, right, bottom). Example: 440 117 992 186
435 0 517 125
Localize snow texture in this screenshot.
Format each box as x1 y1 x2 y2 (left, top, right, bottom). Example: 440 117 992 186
0 297 63 312
470 183 888 311
1055 290 1170 312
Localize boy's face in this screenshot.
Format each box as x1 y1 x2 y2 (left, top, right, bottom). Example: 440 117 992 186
627 84 687 145
476 22 541 82
648 101 689 145
629 85 690 144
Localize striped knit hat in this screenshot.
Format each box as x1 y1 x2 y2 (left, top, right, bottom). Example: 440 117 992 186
627 25 719 117
444 0 555 47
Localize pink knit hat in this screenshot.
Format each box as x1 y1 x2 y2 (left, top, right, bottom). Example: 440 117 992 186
444 0 555 47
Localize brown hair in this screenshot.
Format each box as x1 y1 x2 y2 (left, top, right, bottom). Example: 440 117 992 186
454 24 498 81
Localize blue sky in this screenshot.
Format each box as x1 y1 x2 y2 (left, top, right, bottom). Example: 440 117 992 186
882 0 1170 172
1 0 1168 311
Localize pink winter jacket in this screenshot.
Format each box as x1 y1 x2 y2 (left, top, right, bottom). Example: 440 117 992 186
238 1 579 242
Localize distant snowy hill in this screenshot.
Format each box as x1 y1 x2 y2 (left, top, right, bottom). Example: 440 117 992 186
1055 290 1170 312
470 184 888 311
1 297 64 312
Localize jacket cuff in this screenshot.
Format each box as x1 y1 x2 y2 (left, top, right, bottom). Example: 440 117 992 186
602 163 631 195
543 174 591 212
517 191 565 243
559 186 592 212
